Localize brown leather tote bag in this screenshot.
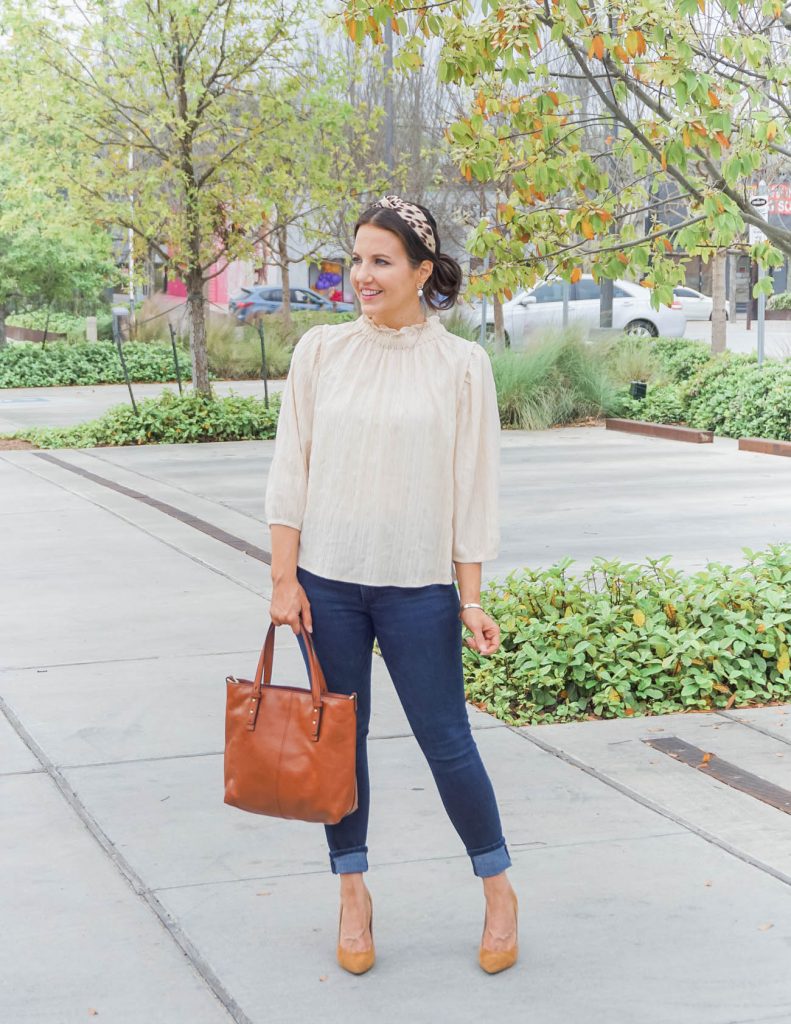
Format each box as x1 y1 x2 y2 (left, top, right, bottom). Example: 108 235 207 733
224 622 358 824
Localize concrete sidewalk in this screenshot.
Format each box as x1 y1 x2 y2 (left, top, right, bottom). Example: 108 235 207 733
1 429 791 1023
0 378 286 433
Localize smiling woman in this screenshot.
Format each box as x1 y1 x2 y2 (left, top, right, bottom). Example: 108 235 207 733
262 194 518 978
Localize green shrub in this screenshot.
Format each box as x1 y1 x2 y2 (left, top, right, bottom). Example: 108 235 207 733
684 354 791 440
0 340 187 388
619 384 687 424
618 349 791 441
490 331 622 429
464 546 791 725
15 390 281 448
768 291 791 311
650 338 712 381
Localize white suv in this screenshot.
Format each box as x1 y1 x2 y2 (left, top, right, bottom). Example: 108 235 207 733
465 275 687 348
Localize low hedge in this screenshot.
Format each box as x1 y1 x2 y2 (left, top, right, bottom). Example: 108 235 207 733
6 310 114 343
463 546 791 725
0 340 188 388
620 352 791 441
15 391 281 448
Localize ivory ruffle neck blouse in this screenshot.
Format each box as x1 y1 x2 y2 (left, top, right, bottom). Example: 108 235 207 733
264 313 500 587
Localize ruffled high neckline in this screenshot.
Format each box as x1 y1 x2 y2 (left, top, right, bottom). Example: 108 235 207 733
358 313 442 349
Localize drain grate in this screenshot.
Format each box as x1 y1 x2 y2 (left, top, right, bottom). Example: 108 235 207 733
643 736 791 814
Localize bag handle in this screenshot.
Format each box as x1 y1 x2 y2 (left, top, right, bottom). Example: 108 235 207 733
253 618 327 708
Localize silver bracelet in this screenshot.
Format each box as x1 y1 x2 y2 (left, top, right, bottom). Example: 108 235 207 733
459 602 484 619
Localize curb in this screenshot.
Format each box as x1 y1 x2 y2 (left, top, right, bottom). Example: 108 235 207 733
604 418 714 443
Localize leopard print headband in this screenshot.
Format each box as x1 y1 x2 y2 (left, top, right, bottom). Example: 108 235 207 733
372 195 437 254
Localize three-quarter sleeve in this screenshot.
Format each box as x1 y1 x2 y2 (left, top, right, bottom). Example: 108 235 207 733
451 344 501 563
264 325 323 531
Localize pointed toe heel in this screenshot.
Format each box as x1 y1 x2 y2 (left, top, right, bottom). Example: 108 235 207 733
479 891 518 975
337 892 375 975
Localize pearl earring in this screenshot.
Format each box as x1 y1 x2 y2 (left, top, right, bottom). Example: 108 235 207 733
417 286 424 297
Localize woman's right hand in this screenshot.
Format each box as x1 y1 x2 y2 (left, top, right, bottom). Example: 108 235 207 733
269 575 313 635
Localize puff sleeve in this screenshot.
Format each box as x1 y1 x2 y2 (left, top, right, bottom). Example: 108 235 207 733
264 325 323 531
451 343 501 563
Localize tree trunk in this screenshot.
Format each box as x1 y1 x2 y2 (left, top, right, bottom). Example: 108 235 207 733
710 249 727 354
277 224 292 332
599 278 614 328
186 270 211 394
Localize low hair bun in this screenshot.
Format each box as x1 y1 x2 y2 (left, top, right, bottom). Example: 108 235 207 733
423 252 463 311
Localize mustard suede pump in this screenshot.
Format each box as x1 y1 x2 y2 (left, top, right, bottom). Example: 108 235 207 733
337 891 375 975
479 890 519 975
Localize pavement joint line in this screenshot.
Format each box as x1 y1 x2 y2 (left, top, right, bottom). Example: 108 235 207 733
148 829 691 895
507 724 791 890
0 690 254 1024
54 724 505 771
34 451 272 563
716 710 791 748
1 451 271 601
80 448 270 529
0 767 45 777
0 648 267 673
723 1014 791 1024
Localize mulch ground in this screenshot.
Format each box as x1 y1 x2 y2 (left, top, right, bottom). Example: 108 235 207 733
0 438 37 450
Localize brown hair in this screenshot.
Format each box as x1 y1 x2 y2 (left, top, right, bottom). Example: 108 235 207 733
354 202 463 310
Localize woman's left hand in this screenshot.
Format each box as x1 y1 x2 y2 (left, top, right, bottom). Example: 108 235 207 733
460 607 501 656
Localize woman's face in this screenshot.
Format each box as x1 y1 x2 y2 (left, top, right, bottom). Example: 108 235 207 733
351 224 432 321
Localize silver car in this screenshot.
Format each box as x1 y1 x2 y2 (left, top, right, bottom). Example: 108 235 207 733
673 286 730 321
467 276 687 347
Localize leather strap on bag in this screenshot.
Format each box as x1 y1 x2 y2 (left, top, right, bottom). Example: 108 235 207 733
246 622 328 740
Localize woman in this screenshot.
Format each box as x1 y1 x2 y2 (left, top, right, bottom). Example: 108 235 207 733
264 195 517 976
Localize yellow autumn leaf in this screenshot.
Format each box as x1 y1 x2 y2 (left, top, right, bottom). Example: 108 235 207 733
581 219 595 239
633 610 646 627
778 652 790 673
570 267 582 283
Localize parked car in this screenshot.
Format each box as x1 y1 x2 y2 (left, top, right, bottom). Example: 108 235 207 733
229 285 355 323
672 286 730 321
465 276 686 347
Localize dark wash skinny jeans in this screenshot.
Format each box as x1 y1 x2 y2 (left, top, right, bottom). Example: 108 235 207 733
295 566 511 878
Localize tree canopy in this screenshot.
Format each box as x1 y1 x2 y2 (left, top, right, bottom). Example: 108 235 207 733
1 0 383 390
342 0 791 307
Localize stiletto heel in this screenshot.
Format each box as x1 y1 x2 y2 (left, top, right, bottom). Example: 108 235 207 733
479 890 518 974
337 890 375 975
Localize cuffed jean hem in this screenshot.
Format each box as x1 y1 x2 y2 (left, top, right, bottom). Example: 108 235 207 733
469 839 512 878
329 847 369 875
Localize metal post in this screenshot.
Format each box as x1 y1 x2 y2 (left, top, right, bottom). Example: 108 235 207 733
112 307 138 416
562 279 570 328
479 255 490 347
748 183 770 363
757 266 766 367
128 138 136 333
257 320 270 408
168 323 183 395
